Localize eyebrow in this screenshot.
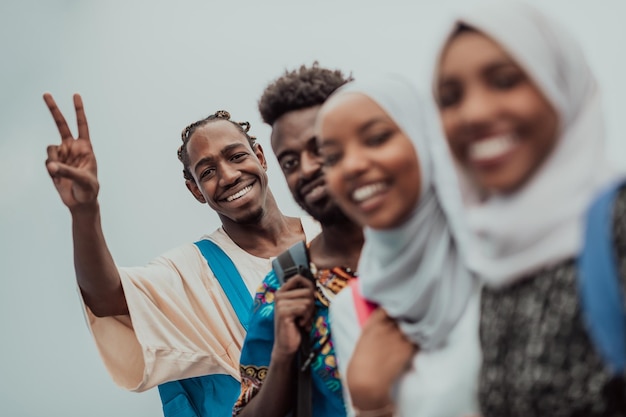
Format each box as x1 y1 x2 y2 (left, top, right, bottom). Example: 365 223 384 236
275 149 297 162
357 117 388 135
193 142 249 174
318 118 388 147
439 58 517 84
275 135 317 162
483 60 520 75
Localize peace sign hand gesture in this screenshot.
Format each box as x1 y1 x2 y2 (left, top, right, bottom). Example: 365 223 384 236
44 93 99 212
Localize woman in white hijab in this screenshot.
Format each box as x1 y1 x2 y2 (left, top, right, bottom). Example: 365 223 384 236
315 74 482 417
434 1 625 415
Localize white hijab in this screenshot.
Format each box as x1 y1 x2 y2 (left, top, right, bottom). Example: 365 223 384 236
329 75 479 350
438 1 620 287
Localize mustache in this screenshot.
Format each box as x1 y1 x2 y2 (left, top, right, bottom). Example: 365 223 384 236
296 169 324 199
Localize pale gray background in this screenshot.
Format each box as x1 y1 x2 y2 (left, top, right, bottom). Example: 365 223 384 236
1 0 625 416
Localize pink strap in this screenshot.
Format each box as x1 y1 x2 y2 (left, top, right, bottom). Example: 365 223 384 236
350 280 378 326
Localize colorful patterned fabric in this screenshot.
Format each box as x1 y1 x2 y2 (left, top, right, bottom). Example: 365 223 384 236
233 265 356 416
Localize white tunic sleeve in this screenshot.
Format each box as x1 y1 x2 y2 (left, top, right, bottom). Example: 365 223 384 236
81 241 258 392
80 218 321 393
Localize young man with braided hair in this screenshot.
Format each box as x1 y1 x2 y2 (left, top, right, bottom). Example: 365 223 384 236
233 63 363 417
43 95 319 416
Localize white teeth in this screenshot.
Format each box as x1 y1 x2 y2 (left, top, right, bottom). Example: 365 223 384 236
352 182 386 203
225 185 252 202
469 135 517 161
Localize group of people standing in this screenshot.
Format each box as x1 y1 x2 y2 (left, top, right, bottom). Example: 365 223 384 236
43 1 625 416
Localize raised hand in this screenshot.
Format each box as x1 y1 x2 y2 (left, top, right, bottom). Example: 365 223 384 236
272 275 316 359
347 308 417 411
44 93 99 211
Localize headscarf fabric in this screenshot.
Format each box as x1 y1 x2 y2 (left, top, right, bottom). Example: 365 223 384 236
329 75 479 350
438 1 621 287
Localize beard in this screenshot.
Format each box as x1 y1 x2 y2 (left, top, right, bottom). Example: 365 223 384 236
294 170 353 227
296 194 352 227
316 203 353 227
230 205 266 226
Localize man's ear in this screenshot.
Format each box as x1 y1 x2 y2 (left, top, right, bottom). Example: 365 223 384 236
185 179 206 203
254 143 268 171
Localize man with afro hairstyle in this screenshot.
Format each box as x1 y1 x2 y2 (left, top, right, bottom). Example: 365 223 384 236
233 63 363 417
258 61 353 126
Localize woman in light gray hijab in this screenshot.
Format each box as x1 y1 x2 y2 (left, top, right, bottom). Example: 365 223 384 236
315 74 481 417
434 1 625 415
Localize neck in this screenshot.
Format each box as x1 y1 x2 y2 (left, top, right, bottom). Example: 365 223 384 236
308 221 364 271
219 191 304 258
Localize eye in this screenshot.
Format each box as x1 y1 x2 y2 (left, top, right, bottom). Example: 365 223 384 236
365 130 392 147
200 167 215 179
279 156 299 173
230 152 248 162
489 68 524 90
321 151 341 167
437 83 462 108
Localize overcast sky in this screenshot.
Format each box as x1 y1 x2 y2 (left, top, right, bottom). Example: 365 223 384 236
1 0 625 416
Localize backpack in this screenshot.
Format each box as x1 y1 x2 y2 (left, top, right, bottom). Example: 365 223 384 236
158 239 253 417
577 180 626 412
577 180 626 376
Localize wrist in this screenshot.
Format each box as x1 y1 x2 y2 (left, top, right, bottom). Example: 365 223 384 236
270 348 297 365
70 201 100 219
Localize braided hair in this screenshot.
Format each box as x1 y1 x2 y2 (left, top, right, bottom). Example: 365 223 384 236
177 110 257 181
258 62 353 126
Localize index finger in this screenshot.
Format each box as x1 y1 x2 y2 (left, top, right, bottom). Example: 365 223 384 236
43 93 74 144
73 94 90 140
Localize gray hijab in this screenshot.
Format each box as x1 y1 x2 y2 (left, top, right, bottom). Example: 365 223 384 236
334 75 479 350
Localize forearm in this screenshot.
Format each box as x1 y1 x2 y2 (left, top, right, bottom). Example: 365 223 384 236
238 352 297 417
71 203 127 317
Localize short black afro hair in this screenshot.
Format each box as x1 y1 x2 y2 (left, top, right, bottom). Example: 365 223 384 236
258 62 353 126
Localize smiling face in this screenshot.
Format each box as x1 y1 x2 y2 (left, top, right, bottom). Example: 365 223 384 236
316 93 421 230
185 120 269 224
436 30 559 195
271 106 349 226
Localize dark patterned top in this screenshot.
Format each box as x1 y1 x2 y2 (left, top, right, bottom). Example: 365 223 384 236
479 187 626 417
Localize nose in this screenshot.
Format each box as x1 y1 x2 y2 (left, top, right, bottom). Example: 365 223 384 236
300 150 322 180
341 143 368 180
217 162 241 188
457 86 496 130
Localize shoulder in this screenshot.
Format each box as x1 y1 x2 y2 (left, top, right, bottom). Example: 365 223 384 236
141 242 204 269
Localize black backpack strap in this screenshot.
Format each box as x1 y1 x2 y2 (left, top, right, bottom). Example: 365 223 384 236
271 241 313 417
296 341 313 417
